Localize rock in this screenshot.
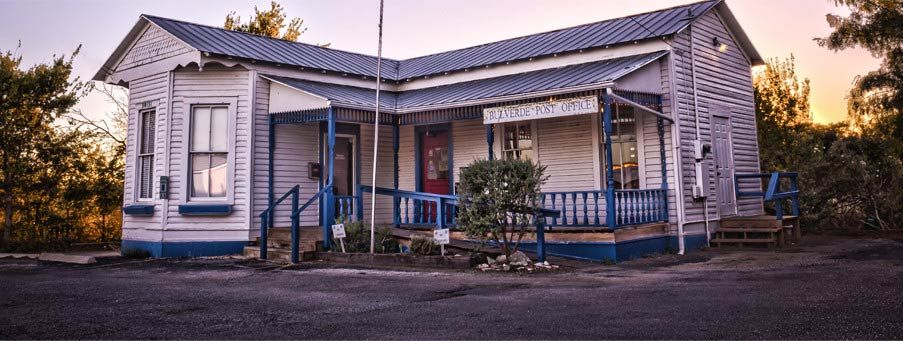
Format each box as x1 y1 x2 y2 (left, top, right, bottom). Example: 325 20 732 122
496 255 507 263
509 251 532 266
487 256 497 265
502 264 511 271
542 261 550 266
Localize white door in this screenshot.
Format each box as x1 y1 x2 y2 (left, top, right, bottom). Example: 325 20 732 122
712 116 736 216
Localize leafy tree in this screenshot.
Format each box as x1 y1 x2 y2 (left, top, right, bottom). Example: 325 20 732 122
816 0 903 140
754 55 815 172
0 44 88 243
457 159 548 256
225 1 324 45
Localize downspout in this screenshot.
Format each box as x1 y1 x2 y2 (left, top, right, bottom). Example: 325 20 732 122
667 42 687 255
689 26 712 246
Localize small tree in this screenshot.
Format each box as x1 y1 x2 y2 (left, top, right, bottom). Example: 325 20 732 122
457 159 548 256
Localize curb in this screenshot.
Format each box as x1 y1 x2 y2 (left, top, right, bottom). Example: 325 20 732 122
38 253 97 264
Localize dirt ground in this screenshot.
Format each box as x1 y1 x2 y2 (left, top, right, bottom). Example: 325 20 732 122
1 235 902 339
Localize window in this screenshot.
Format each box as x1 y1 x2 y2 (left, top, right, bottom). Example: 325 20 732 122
190 105 229 199
602 105 640 189
502 122 533 161
138 110 156 199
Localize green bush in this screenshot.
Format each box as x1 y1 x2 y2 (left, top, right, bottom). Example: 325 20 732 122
457 158 548 256
410 236 438 256
331 218 400 253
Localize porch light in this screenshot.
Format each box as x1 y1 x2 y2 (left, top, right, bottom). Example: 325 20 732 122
713 37 728 52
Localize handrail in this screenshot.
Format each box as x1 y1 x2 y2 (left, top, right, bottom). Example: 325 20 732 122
735 172 800 220
258 184 332 263
291 185 333 220
259 185 300 220
358 185 458 228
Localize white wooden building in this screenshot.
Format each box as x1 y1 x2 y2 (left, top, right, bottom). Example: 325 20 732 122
96 0 792 261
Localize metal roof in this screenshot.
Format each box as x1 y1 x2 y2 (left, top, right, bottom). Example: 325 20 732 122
263 75 398 112
138 0 721 81
269 51 666 113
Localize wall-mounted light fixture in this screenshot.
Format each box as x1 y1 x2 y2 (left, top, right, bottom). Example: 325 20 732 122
712 37 728 53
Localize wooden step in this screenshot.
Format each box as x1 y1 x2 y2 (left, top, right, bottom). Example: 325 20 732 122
716 227 782 233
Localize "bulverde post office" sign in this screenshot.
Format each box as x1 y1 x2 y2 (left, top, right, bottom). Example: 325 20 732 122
482 95 599 124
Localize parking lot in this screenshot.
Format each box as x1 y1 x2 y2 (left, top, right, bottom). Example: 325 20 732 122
1 235 902 339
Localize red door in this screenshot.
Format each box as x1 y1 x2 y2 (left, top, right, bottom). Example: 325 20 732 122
420 130 449 222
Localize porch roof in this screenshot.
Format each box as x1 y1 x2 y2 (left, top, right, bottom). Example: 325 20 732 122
267 50 667 114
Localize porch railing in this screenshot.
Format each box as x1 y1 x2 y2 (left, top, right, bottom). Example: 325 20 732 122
259 184 332 263
540 189 668 228
357 185 458 228
735 172 800 220
334 195 358 220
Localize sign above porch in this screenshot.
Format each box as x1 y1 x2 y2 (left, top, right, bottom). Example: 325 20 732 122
482 96 598 124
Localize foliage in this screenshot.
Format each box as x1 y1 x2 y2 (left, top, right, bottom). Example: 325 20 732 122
409 236 438 256
457 159 547 256
0 44 123 250
816 0 903 141
331 218 399 253
754 56 903 230
224 1 329 47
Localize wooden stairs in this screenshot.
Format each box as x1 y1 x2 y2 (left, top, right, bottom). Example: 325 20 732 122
243 227 323 262
712 215 801 248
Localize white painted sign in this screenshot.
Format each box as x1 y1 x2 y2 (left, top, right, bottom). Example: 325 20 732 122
433 228 450 245
331 224 346 239
482 95 599 124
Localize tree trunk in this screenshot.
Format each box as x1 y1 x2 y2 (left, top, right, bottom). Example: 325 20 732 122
3 192 12 243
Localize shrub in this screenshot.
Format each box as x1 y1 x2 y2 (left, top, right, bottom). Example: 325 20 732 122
331 218 400 253
457 158 548 256
410 235 438 256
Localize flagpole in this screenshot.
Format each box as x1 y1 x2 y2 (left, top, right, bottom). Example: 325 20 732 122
369 0 384 254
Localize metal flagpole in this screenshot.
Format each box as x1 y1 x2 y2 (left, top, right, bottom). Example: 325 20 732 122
369 0 384 254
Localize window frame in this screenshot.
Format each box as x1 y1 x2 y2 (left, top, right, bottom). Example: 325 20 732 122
598 104 645 190
136 108 156 202
182 97 237 205
498 121 538 162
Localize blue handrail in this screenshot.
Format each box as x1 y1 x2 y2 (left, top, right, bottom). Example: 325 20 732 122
735 172 800 220
358 185 458 229
258 184 332 263
540 188 668 228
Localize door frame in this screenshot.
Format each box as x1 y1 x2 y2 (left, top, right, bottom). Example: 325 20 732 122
711 114 737 217
414 124 454 195
319 123 361 224
322 133 357 196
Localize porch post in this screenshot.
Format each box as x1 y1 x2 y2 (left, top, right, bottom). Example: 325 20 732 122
486 124 495 160
602 89 616 228
323 106 336 250
267 116 275 229
658 117 669 221
392 122 400 226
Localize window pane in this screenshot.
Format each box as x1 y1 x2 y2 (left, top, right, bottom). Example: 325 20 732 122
209 153 227 197
191 154 211 197
519 148 533 161
191 107 211 152
504 125 517 150
210 107 228 151
140 111 155 154
518 124 532 149
139 155 153 199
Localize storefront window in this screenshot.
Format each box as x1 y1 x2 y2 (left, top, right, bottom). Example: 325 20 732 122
502 123 533 161
602 105 639 189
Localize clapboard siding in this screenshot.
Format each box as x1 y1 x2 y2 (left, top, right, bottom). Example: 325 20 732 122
359 124 396 224
670 10 763 223
122 72 169 241
398 125 416 192
165 67 253 234
116 24 193 72
642 57 678 225
536 115 596 192
452 119 489 181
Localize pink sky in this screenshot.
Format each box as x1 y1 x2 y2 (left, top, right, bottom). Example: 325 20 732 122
0 0 882 123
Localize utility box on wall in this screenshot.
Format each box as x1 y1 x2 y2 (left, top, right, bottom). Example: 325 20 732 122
308 162 321 180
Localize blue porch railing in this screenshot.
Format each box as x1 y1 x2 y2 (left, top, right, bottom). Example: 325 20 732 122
357 185 458 228
334 195 358 220
540 189 668 228
735 172 800 220
259 184 332 263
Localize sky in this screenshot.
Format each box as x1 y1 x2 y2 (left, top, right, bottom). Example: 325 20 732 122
0 0 883 124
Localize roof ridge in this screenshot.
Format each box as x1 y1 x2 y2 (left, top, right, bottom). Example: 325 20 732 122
140 13 402 63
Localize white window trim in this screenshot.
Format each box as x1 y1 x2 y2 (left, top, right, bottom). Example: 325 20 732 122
181 97 238 205
136 108 157 202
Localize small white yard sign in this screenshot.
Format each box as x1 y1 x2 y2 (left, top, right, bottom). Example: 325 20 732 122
434 228 450 256
332 223 347 253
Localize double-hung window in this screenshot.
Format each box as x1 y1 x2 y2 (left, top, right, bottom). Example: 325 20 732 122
602 105 640 189
137 109 155 199
502 122 534 161
190 105 229 199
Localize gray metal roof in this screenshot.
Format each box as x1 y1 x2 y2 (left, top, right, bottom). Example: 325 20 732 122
263 75 398 112
269 51 666 113
140 0 719 81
